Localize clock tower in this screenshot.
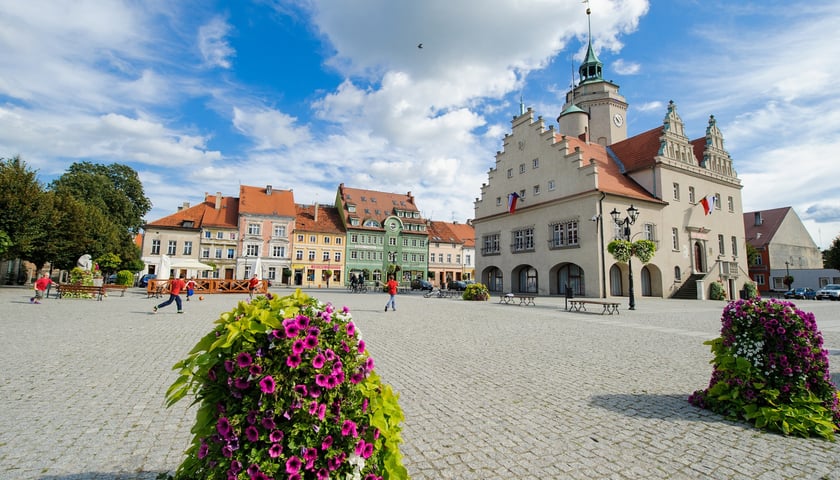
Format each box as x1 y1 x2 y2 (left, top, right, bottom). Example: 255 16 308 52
560 7 628 146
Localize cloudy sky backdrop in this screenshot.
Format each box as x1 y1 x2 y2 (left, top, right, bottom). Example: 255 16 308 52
1 0 839 248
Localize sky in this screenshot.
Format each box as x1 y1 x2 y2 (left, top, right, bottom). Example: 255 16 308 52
2 0 840 249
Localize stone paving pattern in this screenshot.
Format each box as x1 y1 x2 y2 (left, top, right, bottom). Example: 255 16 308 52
1 286 838 479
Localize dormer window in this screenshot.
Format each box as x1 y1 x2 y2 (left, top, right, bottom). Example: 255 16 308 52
754 212 762 226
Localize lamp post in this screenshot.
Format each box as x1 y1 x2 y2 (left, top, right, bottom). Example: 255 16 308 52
610 204 640 310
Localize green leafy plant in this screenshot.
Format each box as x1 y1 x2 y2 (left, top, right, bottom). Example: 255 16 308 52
607 239 657 264
462 283 489 301
689 298 840 440
709 280 727 300
116 269 134 286
784 275 794 287
165 289 409 479
743 282 758 299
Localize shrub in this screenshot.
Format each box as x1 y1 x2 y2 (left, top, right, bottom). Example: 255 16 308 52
462 283 489 301
164 289 408 479
743 282 758 299
689 298 840 439
709 281 726 300
116 270 134 286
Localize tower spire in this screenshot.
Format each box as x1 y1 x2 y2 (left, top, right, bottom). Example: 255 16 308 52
578 2 602 84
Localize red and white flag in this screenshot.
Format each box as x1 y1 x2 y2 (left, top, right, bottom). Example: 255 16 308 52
508 192 521 214
700 195 716 215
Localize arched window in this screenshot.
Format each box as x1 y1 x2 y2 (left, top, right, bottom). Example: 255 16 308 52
674 266 681 282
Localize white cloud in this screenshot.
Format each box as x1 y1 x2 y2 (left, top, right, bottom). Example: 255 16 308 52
198 16 235 69
232 107 312 150
612 58 640 75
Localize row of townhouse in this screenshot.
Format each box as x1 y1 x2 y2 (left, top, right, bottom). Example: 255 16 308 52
140 184 475 287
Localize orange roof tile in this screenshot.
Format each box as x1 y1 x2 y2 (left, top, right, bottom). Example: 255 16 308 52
428 221 461 244
608 126 663 173
447 222 476 248
145 195 239 230
239 185 295 217
743 207 791 248
338 184 426 228
295 204 345 234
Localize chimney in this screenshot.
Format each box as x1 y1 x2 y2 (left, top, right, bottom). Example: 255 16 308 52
266 185 272 195
314 202 319 223
177 201 190 211
215 192 222 210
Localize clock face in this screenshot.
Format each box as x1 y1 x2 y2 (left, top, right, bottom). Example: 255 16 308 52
613 113 624 127
389 222 397 231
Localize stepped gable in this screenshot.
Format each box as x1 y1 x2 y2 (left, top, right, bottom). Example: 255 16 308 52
239 185 295 216
295 204 344 234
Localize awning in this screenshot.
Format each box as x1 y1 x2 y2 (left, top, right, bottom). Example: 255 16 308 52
169 259 214 270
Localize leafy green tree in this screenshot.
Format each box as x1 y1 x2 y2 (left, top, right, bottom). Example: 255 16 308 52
95 252 122 275
0 230 11 258
0 156 49 261
50 161 152 233
823 236 840 270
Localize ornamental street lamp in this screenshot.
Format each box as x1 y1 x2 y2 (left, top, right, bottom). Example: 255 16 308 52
610 204 640 310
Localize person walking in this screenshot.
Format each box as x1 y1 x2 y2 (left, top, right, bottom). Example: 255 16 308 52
384 275 398 312
31 273 57 304
185 277 197 301
248 274 260 299
153 275 186 314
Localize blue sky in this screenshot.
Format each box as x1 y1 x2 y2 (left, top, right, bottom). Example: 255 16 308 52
2 0 839 249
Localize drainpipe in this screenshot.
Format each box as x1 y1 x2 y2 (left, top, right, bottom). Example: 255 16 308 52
598 191 607 298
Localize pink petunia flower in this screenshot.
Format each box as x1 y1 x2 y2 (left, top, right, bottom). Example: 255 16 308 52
346 322 356 336
236 352 252 368
268 442 283 458
286 354 302 368
259 375 276 394
286 456 302 474
312 353 326 369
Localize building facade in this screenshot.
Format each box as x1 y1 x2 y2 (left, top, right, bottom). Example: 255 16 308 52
335 184 429 284
237 185 295 283
292 203 346 288
473 36 749 300
427 220 465 287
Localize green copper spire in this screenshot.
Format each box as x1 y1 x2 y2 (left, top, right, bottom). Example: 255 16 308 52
578 5 602 84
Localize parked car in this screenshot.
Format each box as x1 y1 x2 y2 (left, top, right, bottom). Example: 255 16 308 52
783 288 816 300
815 284 840 300
448 280 467 291
138 273 156 288
410 278 433 291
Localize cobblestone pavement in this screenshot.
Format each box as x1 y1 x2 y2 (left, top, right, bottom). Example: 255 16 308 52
1 286 838 480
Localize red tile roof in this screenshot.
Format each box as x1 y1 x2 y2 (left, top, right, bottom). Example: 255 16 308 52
428 221 461 244
145 194 239 230
337 184 426 229
447 222 476 248
295 204 345 234
743 207 791 248
239 185 295 217
608 126 663 173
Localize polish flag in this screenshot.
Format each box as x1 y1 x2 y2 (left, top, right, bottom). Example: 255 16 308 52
700 195 716 215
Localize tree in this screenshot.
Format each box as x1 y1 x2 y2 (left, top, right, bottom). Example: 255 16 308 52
0 156 49 261
823 236 840 270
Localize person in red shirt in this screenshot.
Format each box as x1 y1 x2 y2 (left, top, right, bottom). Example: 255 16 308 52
153 275 186 314
384 275 399 312
248 274 260 299
184 278 197 301
31 273 56 304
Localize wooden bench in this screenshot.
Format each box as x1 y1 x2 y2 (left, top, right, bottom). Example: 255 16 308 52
567 299 620 315
102 284 128 297
499 293 536 306
56 284 104 301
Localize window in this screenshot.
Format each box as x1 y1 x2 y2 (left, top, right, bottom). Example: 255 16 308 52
673 182 680 201
674 266 681 282
688 186 695 204
268 267 276 281
519 163 526 173
350 251 358 260
308 250 316 261
512 227 535 252
248 223 261 235
672 228 679 250
533 158 539 169
456 255 461 264
204 231 212 239
551 221 579 248
482 234 500 255
336 237 342 245
533 184 540 196
754 255 763 266
227 248 235 259
402 253 408 262
507 169 513 178
151 239 161 254
446 254 452 263
217 231 223 239
496 197 502 206
201 247 210 258
466 254 471 265
350 234 358 243
718 234 725 255
296 250 303 261
167 240 177 255
310 235 316 243
297 234 304 242
754 273 765 285
438 253 444 263
324 237 330 244
727 196 734 212
731 236 738 257
519 189 526 198
389 238 396 246
643 223 656 241
274 225 286 237
334 252 341 262
215 248 222 259
273 246 286 257
230 232 237 240
548 180 556 191
715 193 721 210
322 251 330 261
246 244 259 256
